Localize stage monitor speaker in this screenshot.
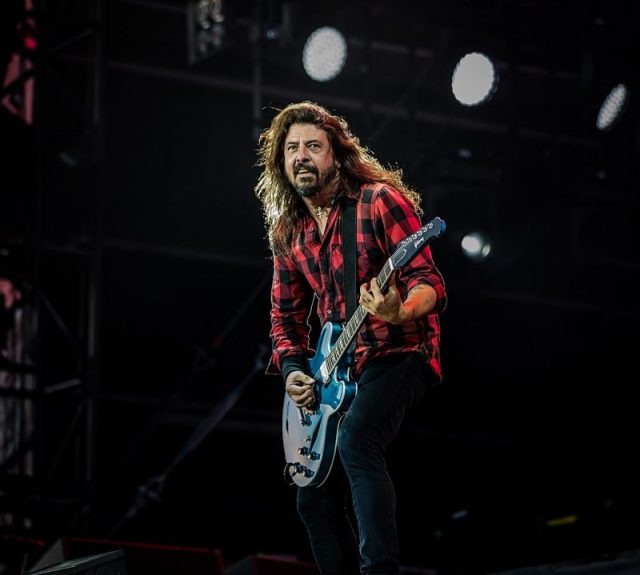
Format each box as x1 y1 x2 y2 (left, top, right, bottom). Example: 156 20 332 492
27 539 66 572
62 537 224 575
225 553 319 575
490 549 640 575
26 549 126 575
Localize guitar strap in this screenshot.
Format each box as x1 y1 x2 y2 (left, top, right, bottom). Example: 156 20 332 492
342 197 358 320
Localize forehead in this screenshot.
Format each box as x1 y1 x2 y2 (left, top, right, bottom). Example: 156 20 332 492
284 122 329 143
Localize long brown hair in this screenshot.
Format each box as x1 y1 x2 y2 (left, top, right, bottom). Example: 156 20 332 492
255 101 422 255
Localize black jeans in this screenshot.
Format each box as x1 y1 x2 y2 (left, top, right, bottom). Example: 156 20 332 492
296 352 431 575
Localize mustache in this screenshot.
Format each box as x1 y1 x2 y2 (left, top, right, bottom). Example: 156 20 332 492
294 163 318 176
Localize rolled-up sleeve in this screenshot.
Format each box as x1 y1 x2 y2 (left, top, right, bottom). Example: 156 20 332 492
373 186 447 314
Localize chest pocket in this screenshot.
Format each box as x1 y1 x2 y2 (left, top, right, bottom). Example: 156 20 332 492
356 240 385 284
327 240 384 285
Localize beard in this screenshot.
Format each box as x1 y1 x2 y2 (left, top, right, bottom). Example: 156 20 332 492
294 163 338 198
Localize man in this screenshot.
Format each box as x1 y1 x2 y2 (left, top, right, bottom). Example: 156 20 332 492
255 101 447 575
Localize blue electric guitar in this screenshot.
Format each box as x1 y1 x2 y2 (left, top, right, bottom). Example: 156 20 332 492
282 216 446 487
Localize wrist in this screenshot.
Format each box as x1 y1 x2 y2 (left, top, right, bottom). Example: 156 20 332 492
282 356 307 382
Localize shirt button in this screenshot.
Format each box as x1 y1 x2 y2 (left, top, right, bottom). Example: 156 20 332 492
327 309 332 316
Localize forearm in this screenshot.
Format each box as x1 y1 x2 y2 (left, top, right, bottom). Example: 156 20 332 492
396 283 437 324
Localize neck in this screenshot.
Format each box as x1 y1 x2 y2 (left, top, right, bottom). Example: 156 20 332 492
305 181 340 218
315 205 328 219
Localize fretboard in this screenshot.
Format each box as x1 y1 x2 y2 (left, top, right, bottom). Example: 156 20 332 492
315 258 394 381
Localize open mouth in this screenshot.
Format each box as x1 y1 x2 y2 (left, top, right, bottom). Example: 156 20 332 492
295 165 317 176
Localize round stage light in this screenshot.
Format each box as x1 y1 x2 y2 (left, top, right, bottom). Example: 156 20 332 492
302 26 347 82
596 83 628 131
451 52 498 106
461 232 492 261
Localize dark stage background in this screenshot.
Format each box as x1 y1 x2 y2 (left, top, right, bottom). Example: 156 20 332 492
1 1 639 574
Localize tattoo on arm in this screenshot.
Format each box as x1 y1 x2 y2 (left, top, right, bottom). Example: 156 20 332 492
408 284 429 296
402 284 436 321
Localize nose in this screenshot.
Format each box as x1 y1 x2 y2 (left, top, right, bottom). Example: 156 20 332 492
294 145 310 163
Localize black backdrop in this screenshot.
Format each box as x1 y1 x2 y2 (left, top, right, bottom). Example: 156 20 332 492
1 1 640 573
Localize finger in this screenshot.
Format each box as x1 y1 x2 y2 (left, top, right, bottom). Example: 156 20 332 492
288 383 313 395
286 383 306 397
294 390 315 407
288 374 315 388
385 283 398 302
370 279 385 303
289 381 315 399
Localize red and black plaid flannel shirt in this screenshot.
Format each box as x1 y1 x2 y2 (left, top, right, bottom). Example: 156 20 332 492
268 183 447 382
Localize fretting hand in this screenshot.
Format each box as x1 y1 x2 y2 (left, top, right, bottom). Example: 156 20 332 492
359 276 403 324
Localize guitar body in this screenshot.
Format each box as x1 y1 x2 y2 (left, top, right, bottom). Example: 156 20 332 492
282 321 357 488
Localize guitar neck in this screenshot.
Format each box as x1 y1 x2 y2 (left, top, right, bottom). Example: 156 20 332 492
320 259 394 378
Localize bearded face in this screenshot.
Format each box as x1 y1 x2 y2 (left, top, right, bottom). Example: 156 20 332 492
292 161 338 197
283 123 338 198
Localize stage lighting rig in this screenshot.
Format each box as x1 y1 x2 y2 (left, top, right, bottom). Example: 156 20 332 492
187 0 226 65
